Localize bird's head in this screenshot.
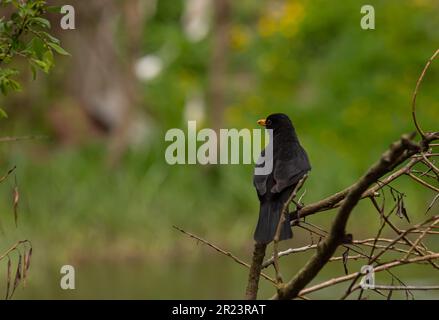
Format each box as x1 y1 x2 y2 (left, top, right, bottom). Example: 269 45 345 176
257 113 293 131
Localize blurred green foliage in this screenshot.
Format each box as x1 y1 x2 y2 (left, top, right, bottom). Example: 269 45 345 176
0 0 438 299
0 0 67 115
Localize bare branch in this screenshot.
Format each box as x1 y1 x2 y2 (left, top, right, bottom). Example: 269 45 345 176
407 172 439 193
0 135 47 143
272 175 308 284
273 133 423 300
0 166 17 184
299 253 439 297
411 49 439 138
172 226 277 284
426 194 439 214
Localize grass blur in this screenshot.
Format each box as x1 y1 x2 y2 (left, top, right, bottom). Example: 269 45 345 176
0 0 438 299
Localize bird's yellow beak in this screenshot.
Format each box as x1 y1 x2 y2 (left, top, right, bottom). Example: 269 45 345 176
257 119 266 126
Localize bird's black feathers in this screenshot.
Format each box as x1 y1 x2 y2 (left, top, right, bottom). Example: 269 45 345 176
253 190 293 244
253 113 311 244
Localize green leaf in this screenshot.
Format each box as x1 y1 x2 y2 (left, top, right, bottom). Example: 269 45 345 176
30 64 37 80
8 78 21 91
46 5 62 14
31 58 49 73
0 108 8 119
48 42 70 56
30 17 51 29
41 31 61 44
27 37 46 59
43 49 54 66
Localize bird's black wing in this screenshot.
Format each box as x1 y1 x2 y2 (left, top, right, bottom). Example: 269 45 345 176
271 146 311 193
253 148 270 196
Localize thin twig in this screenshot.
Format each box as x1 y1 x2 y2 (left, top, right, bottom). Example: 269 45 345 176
0 135 47 143
272 175 308 284
273 133 431 300
0 166 16 184
299 253 439 296
411 48 439 138
407 172 439 193
172 226 277 284
426 194 439 214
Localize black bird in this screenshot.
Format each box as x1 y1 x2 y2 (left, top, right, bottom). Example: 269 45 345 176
253 113 311 244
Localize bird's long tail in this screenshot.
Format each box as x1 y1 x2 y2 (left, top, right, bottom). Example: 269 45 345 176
253 200 292 244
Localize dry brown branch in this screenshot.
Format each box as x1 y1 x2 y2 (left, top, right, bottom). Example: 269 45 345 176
291 141 438 222
172 225 277 285
426 194 439 214
273 132 433 300
0 240 32 300
420 153 439 175
299 253 439 297
407 172 439 193
0 135 47 143
272 175 308 284
0 166 16 184
405 230 439 235
171 226 324 300
178 49 439 300
329 255 365 262
262 244 317 269
411 49 439 138
340 214 439 299
356 285 439 291
0 240 31 262
245 243 269 299
403 218 439 259
261 237 425 270
369 196 439 270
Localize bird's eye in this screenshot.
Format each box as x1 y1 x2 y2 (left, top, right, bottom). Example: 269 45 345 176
266 119 272 126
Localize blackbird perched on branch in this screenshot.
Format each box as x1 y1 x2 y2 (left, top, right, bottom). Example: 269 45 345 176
253 113 311 244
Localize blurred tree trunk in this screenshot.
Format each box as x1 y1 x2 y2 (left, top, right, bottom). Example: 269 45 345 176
49 0 150 165
208 0 231 132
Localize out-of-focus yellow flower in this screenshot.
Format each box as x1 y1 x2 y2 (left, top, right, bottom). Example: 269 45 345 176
341 102 371 126
246 95 264 111
412 0 435 7
226 95 264 124
258 13 278 38
231 25 251 51
258 0 305 38
426 102 439 119
319 129 343 147
280 1 305 38
257 54 275 73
